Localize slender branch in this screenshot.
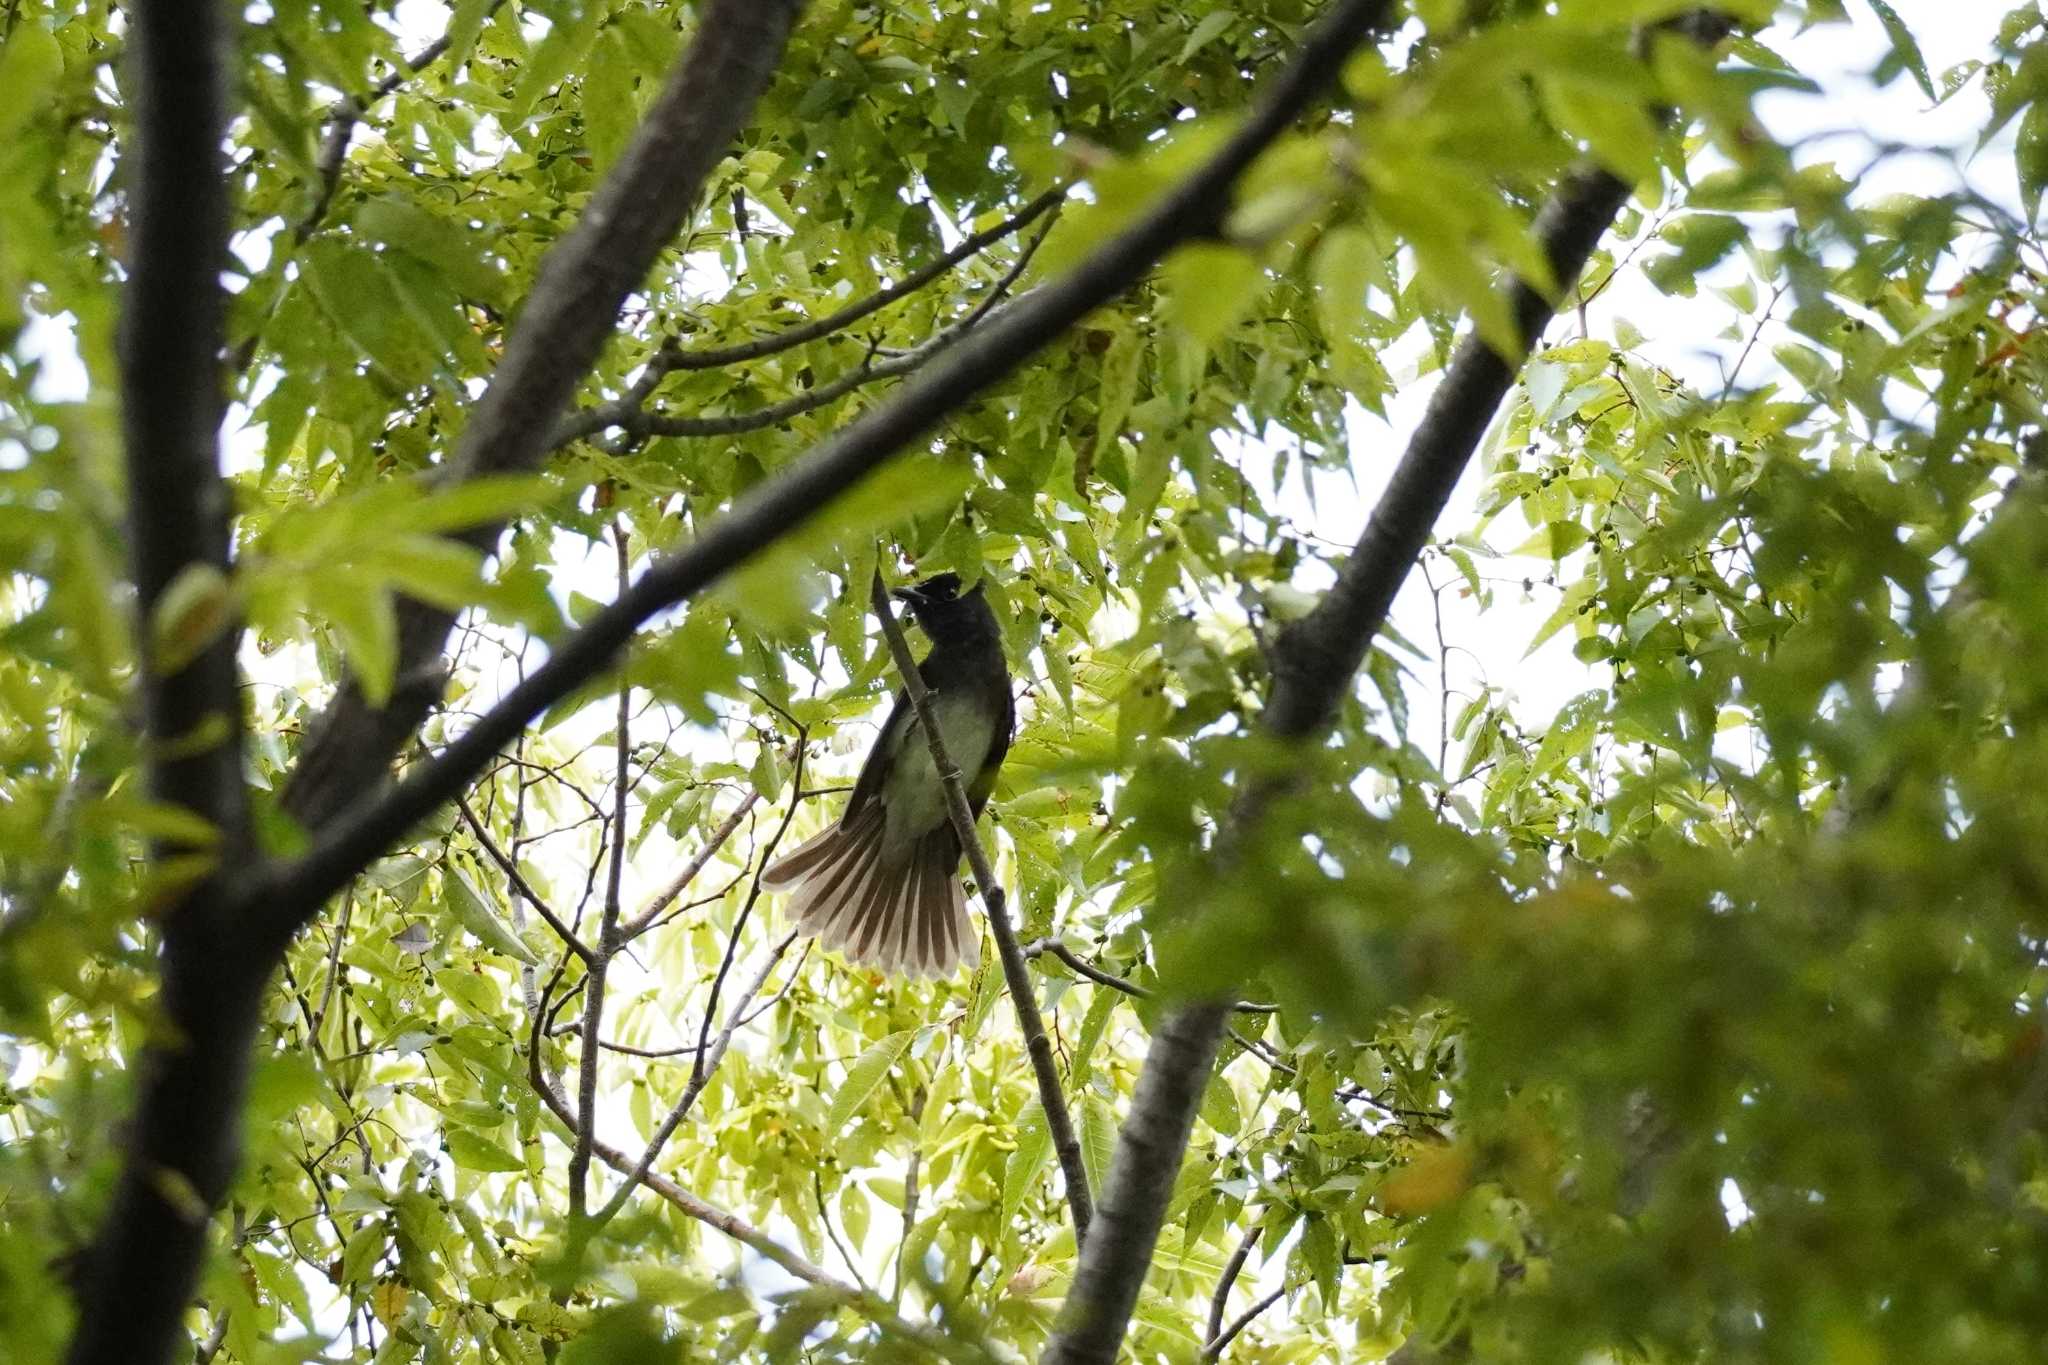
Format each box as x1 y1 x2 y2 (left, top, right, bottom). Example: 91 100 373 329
240 0 1381 953
1202 1285 1289 1360
293 0 510 244
67 0 255 1359
620 792 760 939
526 1059 981 1362
816 1169 873 1295
1044 10 1736 1362
893 1085 928 1305
456 794 592 963
550 207 1053 449
567 529 635 1227
280 0 804 839
663 187 1064 370
868 572 1094 1241
585 759 807 1232
1206 1226 1260 1349
1024 938 1275 1013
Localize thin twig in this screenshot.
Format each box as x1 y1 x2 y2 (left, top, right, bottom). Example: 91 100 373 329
585 919 802 1230
1206 1226 1260 1348
456 794 593 963
893 1085 928 1305
815 1169 873 1295
551 210 1055 449
619 792 760 939
1023 938 1276 1013
867 572 1094 1240
567 526 635 1228
1201 1285 1289 1360
663 187 1065 370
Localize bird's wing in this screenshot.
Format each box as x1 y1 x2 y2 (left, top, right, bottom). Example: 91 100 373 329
842 686 912 821
968 677 1015 819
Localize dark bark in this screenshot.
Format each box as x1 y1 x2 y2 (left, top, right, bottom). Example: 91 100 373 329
281 0 807 832
1040 16 1741 1353
67 6 806 1362
237 0 1405 949
66 1 252 1362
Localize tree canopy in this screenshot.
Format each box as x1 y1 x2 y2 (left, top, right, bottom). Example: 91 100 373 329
5 0 2048 1362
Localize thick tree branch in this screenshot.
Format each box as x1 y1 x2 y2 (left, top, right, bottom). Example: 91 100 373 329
66 2 255 1362
280 0 805 836
1044 11 1736 1361
868 573 1093 1239
241 0 1396 960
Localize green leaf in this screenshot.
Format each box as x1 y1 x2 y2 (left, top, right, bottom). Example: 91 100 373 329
1180 10 1235 64
149 563 234 677
355 196 510 309
446 1128 526 1175
0 22 61 143
312 573 400 706
826 1028 917 1136
1080 1096 1116 1195
1002 1100 1053 1223
1865 0 1934 101
341 1222 386 1286
443 862 541 965
1161 243 1264 349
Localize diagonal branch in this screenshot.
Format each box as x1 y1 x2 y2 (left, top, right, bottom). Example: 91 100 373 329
280 0 806 836
1043 13 1738 1362
67 0 255 1360
867 573 1093 1240
621 791 760 940
526 1044 983 1362
663 187 1065 371
549 206 1055 448
242 0 1400 960
294 0 511 244
1024 938 1277 1014
456 794 592 963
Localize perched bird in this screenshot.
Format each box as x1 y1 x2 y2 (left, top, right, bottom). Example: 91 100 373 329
762 573 1013 976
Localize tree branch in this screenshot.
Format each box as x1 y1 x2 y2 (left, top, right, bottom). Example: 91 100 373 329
1044 9 1736 1361
66 0 256 1359
526 1050 981 1361
280 0 805 838
456 794 592 963
1202 1284 1289 1360
1023 937 1276 1013
584 751 807 1232
549 205 1054 448
240 0 1389 975
1206 1226 1260 1349
565 531 636 1229
620 791 759 939
293 0 510 245
662 187 1064 371
868 572 1094 1241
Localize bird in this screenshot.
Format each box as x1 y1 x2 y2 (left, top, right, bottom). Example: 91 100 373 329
761 572 1013 976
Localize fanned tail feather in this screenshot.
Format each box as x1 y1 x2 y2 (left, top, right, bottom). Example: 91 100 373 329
762 806 978 976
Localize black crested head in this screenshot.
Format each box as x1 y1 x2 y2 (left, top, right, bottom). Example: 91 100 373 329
892 572 997 645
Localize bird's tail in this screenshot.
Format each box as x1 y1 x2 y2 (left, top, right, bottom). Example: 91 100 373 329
761 804 980 976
